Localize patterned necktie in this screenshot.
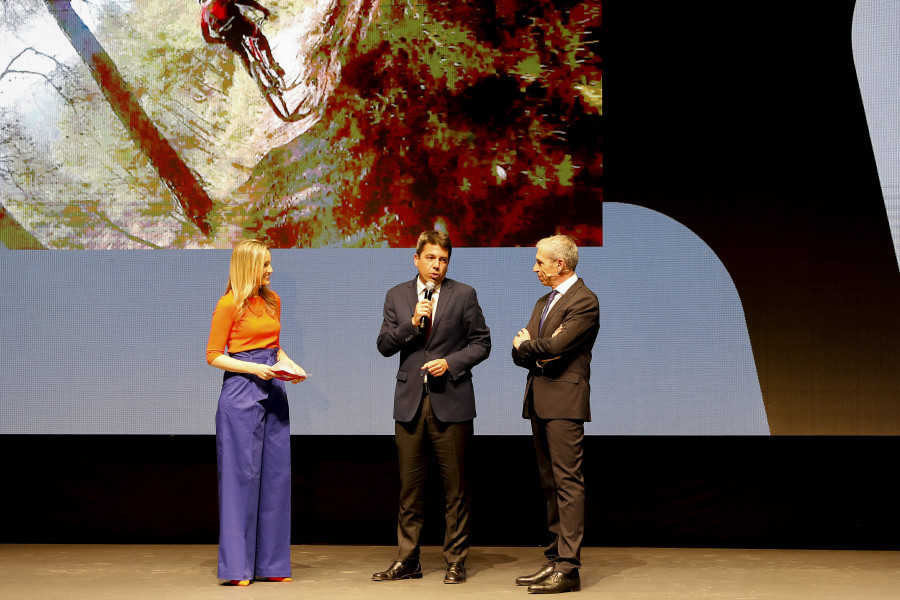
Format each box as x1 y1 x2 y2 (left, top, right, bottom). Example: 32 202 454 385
538 290 558 334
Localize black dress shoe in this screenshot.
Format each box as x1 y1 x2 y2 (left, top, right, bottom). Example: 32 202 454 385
516 564 556 586
444 561 466 584
371 561 422 581
527 571 581 594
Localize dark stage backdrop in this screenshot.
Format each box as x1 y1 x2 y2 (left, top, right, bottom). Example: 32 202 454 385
5 435 900 549
608 0 900 435
2 0 900 548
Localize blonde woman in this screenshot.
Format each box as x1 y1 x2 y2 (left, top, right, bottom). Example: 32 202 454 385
206 239 306 586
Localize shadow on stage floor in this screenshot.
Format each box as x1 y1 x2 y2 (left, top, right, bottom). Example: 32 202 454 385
1 544 899 599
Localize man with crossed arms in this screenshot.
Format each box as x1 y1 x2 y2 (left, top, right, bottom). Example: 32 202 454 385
512 234 599 594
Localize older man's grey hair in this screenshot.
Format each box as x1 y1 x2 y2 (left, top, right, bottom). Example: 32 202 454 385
536 235 579 272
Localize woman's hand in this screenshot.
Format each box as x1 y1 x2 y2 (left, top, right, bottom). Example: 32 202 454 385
287 362 307 384
274 351 307 383
249 363 278 380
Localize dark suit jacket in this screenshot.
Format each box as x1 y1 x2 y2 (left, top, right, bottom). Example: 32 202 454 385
378 277 491 423
512 278 599 421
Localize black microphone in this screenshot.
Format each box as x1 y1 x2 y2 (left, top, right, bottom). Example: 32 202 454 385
420 281 436 331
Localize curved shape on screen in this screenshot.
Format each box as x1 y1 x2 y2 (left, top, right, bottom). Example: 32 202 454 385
588 203 767 435
852 0 900 270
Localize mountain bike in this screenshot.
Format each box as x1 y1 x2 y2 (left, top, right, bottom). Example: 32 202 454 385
237 20 300 121
212 13 300 121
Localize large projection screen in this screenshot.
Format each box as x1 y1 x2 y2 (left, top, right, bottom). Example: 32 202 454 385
2 1 899 436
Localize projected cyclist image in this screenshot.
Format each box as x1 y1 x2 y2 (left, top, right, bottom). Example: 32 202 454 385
0 0 601 249
199 0 300 122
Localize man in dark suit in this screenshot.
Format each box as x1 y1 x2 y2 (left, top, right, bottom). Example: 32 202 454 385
512 234 599 594
374 230 491 585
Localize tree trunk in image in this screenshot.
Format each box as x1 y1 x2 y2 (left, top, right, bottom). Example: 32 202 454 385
42 0 214 237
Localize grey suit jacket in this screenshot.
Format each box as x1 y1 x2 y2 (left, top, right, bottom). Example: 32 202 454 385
512 278 599 421
377 277 491 423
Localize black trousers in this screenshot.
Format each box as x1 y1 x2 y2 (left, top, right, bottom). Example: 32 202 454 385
531 415 585 575
395 392 473 564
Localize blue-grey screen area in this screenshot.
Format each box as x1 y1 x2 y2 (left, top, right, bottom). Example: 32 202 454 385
0 203 768 435
854 0 900 270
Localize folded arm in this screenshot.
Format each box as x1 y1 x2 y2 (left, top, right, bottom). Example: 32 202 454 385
513 294 598 365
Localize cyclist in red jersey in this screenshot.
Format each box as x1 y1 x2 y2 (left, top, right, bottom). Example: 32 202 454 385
200 0 284 78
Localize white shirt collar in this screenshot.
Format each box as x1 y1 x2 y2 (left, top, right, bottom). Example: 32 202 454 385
552 273 578 295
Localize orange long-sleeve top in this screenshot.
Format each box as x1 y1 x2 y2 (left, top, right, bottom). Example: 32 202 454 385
206 290 281 364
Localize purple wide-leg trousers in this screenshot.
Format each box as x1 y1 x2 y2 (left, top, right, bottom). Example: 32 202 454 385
215 348 291 581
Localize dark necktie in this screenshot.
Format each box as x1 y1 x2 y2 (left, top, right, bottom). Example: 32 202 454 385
538 290 558 334
423 290 434 340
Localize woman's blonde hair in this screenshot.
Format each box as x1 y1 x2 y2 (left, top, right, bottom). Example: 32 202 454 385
226 239 278 322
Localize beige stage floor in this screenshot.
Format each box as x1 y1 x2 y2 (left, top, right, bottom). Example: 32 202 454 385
1 544 898 599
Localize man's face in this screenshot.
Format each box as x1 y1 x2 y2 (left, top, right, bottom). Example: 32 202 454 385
414 243 450 287
533 247 561 287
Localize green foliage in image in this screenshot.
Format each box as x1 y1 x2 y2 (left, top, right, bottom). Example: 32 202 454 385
244 0 603 248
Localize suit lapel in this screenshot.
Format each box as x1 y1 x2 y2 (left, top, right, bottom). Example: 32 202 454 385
544 278 583 328
431 278 453 334
405 278 419 316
